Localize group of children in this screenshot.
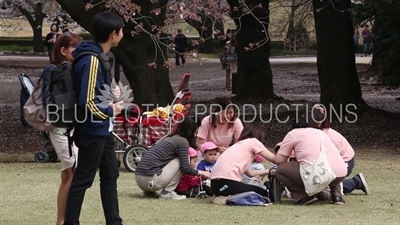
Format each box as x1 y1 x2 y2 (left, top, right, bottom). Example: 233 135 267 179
174 141 278 198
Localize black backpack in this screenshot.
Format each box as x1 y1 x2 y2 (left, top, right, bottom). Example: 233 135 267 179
45 52 111 155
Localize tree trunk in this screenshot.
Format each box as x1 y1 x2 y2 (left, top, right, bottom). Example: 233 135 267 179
228 0 274 100
55 0 174 106
18 3 45 52
313 0 366 115
186 16 215 53
33 25 44 52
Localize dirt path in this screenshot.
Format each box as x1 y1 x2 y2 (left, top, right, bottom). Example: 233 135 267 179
0 56 399 161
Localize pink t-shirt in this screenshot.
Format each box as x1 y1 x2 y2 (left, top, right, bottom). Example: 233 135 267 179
323 128 355 162
211 138 267 182
277 128 347 178
197 115 244 148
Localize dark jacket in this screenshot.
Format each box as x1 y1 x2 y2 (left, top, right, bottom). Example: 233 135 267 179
44 32 60 52
174 34 187 52
71 41 114 136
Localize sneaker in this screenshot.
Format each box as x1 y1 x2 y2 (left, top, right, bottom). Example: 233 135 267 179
159 191 186 200
213 196 228 205
296 196 318 205
140 191 158 198
356 173 370 195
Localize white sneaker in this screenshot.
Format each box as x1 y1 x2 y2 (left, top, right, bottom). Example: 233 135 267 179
159 191 186 200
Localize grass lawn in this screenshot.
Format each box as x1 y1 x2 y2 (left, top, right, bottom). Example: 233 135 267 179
1 149 399 225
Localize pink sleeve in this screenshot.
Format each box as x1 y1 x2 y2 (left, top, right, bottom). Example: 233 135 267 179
339 134 355 161
251 138 267 154
277 133 294 157
325 128 355 161
232 119 244 142
196 116 211 140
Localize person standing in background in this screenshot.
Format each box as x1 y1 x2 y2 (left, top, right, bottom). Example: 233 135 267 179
44 23 60 61
361 25 372 57
174 29 187 68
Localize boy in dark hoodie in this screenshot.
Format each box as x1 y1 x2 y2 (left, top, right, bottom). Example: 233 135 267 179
63 11 124 225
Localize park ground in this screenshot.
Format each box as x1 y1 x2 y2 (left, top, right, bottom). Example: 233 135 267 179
0 55 400 225
0 55 398 160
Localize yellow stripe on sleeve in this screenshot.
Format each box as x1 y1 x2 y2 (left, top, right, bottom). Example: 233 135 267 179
86 55 108 120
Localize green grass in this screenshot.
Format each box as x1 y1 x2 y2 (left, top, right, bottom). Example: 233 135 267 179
1 149 400 225
0 45 33 52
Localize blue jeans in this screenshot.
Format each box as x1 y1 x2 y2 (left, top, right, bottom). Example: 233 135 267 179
342 158 361 194
363 43 371 55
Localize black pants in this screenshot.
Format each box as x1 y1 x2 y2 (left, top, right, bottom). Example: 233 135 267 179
64 131 122 225
211 178 269 197
175 50 185 66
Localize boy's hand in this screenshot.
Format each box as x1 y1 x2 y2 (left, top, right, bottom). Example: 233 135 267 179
112 85 121 100
112 101 124 116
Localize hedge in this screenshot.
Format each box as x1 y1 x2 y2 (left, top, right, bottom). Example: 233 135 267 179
0 35 317 52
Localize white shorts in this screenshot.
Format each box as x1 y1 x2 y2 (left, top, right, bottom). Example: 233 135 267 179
49 128 78 171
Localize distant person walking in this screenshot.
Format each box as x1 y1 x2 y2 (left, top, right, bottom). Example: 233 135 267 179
174 29 187 67
44 23 60 61
361 25 372 57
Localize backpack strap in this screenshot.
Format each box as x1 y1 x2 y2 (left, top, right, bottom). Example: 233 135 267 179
73 51 111 84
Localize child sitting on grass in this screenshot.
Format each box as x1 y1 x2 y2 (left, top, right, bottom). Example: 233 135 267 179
242 154 267 189
175 147 213 198
197 142 219 187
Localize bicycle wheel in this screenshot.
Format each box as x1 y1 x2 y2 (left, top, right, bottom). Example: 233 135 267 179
123 144 148 172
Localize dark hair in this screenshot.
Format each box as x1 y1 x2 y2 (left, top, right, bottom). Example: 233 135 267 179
190 115 202 127
292 116 309 129
50 32 83 65
92 11 124 43
169 116 198 149
292 104 326 129
226 29 232 34
210 97 237 128
50 23 59 32
320 112 331 129
238 122 265 142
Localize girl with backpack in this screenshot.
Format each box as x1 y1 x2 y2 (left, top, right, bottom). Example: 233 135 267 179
41 32 82 225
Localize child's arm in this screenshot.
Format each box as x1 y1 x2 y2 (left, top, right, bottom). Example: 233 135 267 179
244 167 269 178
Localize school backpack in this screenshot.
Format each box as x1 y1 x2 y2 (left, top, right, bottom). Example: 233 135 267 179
225 191 272 206
22 70 55 132
45 51 111 128
45 52 111 155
